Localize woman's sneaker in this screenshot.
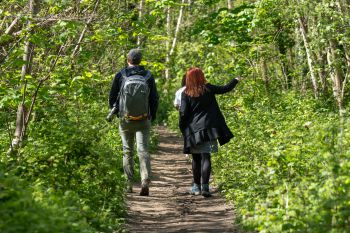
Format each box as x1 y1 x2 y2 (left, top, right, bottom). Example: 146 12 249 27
201 184 211 197
190 183 201 195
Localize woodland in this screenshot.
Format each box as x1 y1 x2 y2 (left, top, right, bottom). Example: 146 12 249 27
1 0 350 232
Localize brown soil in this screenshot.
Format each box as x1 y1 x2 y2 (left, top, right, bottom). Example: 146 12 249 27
125 126 239 233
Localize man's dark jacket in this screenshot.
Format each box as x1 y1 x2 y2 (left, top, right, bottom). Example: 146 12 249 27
179 78 239 154
109 66 159 121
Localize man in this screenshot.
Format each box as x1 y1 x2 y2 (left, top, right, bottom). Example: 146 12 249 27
109 49 159 196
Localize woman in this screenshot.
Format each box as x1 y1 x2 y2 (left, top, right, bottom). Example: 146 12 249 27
173 74 186 110
179 67 239 197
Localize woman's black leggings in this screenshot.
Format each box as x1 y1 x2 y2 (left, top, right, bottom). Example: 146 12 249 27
192 153 211 185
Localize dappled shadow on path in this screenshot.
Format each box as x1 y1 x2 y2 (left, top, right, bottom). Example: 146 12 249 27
125 126 240 233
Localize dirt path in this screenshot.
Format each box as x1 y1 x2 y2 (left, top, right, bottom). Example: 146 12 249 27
125 126 238 233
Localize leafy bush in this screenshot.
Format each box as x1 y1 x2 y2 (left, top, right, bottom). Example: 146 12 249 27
212 81 350 232
1 103 126 233
0 164 96 233
0 67 128 232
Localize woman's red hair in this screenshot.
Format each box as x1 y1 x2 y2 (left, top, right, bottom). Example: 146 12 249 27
185 67 207 97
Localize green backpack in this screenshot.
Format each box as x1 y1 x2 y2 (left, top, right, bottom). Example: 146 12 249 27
119 70 151 121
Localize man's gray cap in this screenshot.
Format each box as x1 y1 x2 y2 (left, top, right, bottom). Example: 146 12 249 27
127 49 142 65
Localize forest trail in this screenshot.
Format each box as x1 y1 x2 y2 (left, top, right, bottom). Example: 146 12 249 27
125 126 238 233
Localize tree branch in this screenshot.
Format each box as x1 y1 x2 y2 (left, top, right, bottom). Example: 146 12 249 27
71 0 100 58
5 17 19 35
23 45 64 136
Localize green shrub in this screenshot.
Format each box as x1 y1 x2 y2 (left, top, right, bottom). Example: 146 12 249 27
213 84 350 232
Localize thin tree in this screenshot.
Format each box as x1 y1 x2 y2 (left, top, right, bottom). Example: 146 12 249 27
298 16 318 98
9 0 40 154
137 0 145 46
165 0 186 79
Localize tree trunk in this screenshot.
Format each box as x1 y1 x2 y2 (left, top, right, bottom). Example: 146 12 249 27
169 0 185 56
279 58 290 89
327 39 345 112
334 0 350 105
286 48 297 88
315 51 328 94
165 6 171 79
10 0 40 153
298 16 318 98
8 104 27 154
137 0 145 46
165 0 186 79
260 58 269 91
21 0 40 78
227 0 233 9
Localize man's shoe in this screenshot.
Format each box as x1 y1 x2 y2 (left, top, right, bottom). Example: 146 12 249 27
140 183 149 196
201 184 211 197
190 183 201 195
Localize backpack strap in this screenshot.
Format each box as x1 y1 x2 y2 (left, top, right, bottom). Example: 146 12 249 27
117 69 128 107
144 70 151 80
120 69 129 91
121 69 151 82
121 69 128 79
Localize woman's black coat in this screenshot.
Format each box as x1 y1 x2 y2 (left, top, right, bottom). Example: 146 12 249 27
179 78 239 154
